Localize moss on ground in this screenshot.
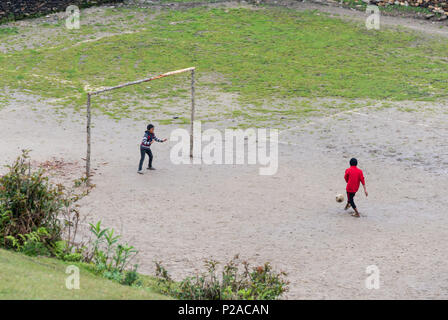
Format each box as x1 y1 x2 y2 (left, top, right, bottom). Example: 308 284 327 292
0 6 447 123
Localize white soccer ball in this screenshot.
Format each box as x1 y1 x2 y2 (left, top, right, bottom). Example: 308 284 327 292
335 194 344 203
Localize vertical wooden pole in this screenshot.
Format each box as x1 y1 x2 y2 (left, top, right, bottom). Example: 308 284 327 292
86 93 91 185
190 69 195 158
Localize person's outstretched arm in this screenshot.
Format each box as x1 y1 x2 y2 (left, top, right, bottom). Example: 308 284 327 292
154 136 167 143
361 173 368 197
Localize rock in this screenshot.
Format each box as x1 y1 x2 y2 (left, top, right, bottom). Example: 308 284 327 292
368 0 448 18
1 1 123 21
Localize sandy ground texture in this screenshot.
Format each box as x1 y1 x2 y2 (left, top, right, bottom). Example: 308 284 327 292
1 1 448 300
1 91 448 299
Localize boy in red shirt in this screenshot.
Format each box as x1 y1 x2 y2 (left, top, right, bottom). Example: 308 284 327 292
344 158 368 217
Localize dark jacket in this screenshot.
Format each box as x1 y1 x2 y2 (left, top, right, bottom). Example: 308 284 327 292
141 130 163 149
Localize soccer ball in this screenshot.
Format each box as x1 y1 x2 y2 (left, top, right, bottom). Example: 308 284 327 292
335 194 344 203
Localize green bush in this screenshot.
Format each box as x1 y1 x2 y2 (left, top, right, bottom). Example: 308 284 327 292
121 265 142 287
155 255 289 300
52 240 84 262
0 152 141 287
0 151 89 259
0 151 64 251
6 227 51 257
87 221 141 286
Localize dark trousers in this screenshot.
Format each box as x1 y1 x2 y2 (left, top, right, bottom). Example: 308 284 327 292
347 192 357 209
138 147 153 171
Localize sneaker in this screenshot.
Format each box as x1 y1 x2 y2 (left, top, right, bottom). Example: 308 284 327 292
147 167 156 170
137 170 144 174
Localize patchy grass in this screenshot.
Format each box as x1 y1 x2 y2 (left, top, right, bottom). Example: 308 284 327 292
0 248 169 300
0 6 447 122
0 26 18 37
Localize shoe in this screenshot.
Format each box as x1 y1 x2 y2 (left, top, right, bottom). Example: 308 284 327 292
137 170 144 174
147 167 156 170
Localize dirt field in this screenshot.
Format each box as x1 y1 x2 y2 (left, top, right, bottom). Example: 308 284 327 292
2 89 448 299
1 1 448 299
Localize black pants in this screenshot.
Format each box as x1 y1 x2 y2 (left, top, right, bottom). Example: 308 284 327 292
347 192 357 209
138 147 153 171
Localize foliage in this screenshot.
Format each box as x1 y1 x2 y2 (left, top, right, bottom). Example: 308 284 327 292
0 7 447 123
6 227 51 257
0 150 64 251
0 150 89 259
52 240 84 262
0 151 140 287
87 221 141 286
121 265 143 287
155 255 289 300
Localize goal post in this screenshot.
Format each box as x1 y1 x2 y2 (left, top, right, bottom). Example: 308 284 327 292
85 67 196 185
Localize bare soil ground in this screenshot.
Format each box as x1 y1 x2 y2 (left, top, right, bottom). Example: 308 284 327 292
1 1 448 299
128 0 448 37
2 90 448 299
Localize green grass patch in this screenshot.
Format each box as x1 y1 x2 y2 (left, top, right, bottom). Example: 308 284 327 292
0 6 447 120
0 248 169 300
0 26 18 36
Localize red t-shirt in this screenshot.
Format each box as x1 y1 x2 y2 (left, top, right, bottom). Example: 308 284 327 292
344 166 365 193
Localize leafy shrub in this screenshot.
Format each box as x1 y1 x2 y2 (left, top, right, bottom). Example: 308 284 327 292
87 221 141 286
6 227 51 257
21 240 51 257
52 240 84 262
0 151 87 259
0 151 64 249
155 255 289 300
0 152 141 287
121 265 142 287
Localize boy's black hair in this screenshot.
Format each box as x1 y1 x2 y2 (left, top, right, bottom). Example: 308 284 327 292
350 158 358 166
147 124 154 131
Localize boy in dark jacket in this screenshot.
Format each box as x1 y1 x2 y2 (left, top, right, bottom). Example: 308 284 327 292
138 124 167 174
344 158 368 217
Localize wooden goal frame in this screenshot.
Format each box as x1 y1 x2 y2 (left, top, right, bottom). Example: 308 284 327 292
85 67 196 185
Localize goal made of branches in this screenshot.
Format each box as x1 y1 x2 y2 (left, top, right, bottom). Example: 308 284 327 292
85 67 196 185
